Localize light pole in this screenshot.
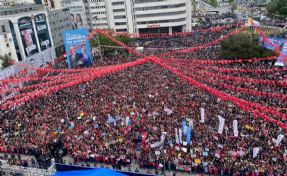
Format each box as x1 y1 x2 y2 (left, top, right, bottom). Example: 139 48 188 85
250 5 253 49
94 16 103 64
162 142 165 176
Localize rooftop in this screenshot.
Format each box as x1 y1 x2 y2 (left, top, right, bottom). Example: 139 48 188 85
0 4 45 11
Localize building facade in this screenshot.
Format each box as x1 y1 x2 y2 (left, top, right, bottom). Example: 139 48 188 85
0 4 55 63
47 8 72 49
89 0 109 29
90 0 191 34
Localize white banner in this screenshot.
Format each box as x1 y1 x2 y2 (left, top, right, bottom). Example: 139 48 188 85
233 120 238 137
218 115 225 134
253 148 259 158
200 108 205 122
276 134 284 146
179 128 182 144
125 116 129 127
175 128 179 144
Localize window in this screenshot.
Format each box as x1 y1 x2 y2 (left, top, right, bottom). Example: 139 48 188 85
113 9 125 12
4 34 7 38
1 25 6 33
114 15 126 19
135 3 185 11
137 18 186 25
112 2 124 5
116 29 127 32
6 44 9 47
9 53 11 56
136 10 186 18
115 22 126 26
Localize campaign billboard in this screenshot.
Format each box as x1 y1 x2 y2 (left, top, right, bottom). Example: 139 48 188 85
0 47 56 103
259 35 284 50
34 14 51 52
62 28 92 69
18 17 39 57
64 2 88 31
245 18 260 27
275 40 287 67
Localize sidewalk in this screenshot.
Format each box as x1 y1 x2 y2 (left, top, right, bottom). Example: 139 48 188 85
0 153 205 176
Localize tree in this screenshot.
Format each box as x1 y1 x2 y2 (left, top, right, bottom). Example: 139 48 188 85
231 4 237 13
119 33 134 55
219 36 276 60
0 54 14 69
266 1 277 14
267 0 287 16
89 29 133 53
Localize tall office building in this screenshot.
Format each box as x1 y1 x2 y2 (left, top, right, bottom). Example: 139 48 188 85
47 8 72 50
90 0 191 34
0 3 57 92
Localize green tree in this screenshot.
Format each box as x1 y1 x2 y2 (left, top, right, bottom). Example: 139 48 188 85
119 33 134 55
231 4 237 13
0 54 14 69
219 36 276 60
266 1 277 14
90 29 133 52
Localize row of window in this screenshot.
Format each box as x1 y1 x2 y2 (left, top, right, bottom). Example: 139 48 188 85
95 17 107 21
113 9 125 13
136 10 186 18
49 11 69 20
115 22 127 26
90 0 105 1
116 29 127 32
114 15 126 19
112 1 125 6
137 17 186 25
91 11 106 15
134 0 165 3
91 6 105 9
93 23 108 27
0 6 45 16
135 3 185 11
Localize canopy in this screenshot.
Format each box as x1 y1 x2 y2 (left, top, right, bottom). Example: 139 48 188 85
53 168 127 176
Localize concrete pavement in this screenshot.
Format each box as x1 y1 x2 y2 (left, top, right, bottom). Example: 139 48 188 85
0 153 206 176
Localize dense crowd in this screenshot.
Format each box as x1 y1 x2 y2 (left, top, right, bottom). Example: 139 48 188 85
0 13 287 176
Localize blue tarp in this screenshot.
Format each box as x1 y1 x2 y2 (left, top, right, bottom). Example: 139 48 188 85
54 168 127 176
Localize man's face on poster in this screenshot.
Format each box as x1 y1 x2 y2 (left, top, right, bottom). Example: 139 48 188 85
82 45 86 53
70 46 76 54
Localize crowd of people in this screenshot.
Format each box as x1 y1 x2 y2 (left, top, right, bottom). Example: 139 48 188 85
0 12 287 176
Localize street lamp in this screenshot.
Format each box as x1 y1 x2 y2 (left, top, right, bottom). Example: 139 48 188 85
94 16 103 64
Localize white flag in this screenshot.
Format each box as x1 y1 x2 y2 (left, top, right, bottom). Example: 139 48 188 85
276 134 284 146
179 128 183 144
233 120 238 137
175 128 179 144
200 108 205 122
125 116 129 127
218 115 225 134
253 148 259 158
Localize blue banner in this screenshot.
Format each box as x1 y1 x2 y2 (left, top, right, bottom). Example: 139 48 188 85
182 121 186 136
259 35 284 51
275 40 287 67
187 127 191 143
62 28 92 68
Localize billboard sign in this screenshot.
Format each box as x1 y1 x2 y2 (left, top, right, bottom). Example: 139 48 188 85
259 35 283 50
245 18 260 27
34 14 51 52
64 2 88 30
62 28 92 69
18 17 39 57
0 47 56 99
275 40 287 67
